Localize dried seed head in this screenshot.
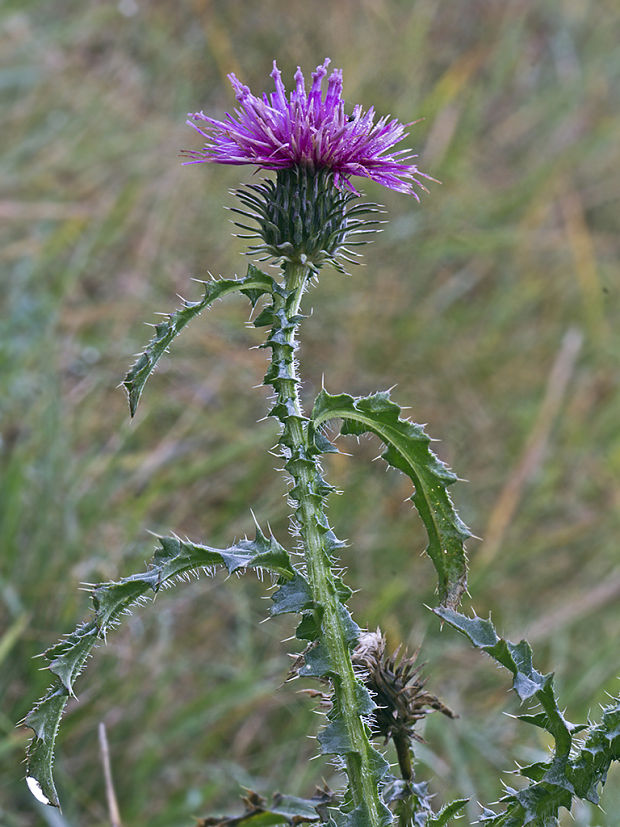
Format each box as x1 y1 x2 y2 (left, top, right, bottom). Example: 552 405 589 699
352 628 457 747
293 626 456 780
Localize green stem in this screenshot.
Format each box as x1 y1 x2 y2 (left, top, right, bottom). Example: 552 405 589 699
264 260 387 825
394 734 413 782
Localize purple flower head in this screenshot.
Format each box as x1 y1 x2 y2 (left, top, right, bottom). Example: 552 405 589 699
185 59 430 198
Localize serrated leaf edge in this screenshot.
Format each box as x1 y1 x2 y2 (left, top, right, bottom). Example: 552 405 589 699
23 526 294 808
435 608 620 824
123 264 274 416
312 389 470 610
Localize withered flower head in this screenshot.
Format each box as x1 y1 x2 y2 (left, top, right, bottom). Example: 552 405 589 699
352 629 456 747
295 628 456 781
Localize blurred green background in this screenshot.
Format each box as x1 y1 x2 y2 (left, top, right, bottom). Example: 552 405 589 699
2 0 619 824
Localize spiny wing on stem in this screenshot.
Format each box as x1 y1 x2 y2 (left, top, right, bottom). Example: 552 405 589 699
123 264 274 416
23 527 295 809
270 559 393 827
311 390 470 610
435 608 620 824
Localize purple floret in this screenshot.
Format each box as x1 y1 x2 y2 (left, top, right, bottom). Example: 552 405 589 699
184 59 431 198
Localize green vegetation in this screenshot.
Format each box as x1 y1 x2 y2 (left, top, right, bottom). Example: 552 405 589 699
2 1 618 824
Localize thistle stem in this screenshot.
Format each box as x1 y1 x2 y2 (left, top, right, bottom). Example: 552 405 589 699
394 734 413 782
264 260 386 826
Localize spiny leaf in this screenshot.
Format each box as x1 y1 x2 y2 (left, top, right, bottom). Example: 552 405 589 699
271 572 313 616
569 696 620 804
23 689 68 808
434 609 572 748
338 801 392 827
426 799 468 826
23 526 294 809
436 609 620 824
123 264 273 415
196 788 336 827
382 777 467 825
312 389 470 610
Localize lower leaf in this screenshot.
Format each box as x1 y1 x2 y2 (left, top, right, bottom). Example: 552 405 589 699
23 526 294 808
435 607 620 824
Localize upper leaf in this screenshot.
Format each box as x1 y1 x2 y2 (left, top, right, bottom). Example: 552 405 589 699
312 390 470 610
123 264 274 415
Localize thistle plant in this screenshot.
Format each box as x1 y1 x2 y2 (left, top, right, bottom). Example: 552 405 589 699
24 59 619 826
